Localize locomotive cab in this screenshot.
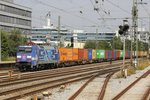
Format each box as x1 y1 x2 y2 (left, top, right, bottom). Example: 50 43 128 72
16 45 38 71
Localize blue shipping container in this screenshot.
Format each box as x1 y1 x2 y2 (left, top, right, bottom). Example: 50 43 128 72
108 50 111 59
88 49 92 60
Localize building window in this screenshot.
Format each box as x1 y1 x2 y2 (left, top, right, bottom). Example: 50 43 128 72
0 4 31 18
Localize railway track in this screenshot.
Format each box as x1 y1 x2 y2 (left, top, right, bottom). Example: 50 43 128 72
142 87 150 100
0 67 121 100
0 60 129 82
0 60 128 100
112 70 150 100
97 72 115 100
68 71 115 100
0 60 129 80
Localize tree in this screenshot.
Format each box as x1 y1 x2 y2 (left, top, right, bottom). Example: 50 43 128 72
84 40 111 50
111 36 123 50
1 30 9 60
97 41 111 50
1 29 27 60
8 29 26 56
84 41 96 49
125 39 131 50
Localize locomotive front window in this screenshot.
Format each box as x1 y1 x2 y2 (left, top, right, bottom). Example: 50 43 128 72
18 47 32 53
25 48 32 53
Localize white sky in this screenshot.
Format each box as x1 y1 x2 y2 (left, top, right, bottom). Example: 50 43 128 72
15 0 150 32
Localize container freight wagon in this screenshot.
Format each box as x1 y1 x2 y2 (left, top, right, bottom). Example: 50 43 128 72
59 48 75 66
105 50 113 61
125 51 129 58
113 50 120 60
78 49 84 64
92 49 96 62
120 50 123 59
72 48 78 61
88 49 92 63
96 50 105 62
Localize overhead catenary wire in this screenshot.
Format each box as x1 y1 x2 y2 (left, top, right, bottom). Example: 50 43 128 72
89 0 115 31
33 0 100 26
32 16 80 30
105 0 130 15
107 0 149 20
141 4 150 16
30 0 149 32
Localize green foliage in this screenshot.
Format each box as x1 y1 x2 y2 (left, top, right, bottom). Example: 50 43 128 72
84 41 96 49
125 39 131 50
84 36 148 51
97 41 111 50
1 30 9 60
84 40 111 49
111 36 123 50
1 29 27 61
132 40 148 51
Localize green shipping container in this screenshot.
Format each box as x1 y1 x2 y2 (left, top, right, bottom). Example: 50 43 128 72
96 50 105 59
120 50 124 57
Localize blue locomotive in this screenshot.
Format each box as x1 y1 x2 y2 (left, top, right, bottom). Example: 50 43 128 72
16 45 59 71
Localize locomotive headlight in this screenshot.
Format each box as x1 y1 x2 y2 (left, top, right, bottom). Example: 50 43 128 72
27 56 31 58
17 56 21 58
32 57 35 60
32 55 38 61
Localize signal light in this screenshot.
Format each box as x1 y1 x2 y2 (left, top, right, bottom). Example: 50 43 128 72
118 24 129 35
123 24 129 32
118 29 124 35
118 25 123 35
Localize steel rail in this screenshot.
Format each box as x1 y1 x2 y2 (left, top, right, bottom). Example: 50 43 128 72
0 62 123 86
68 71 116 100
0 61 125 81
68 73 99 100
0 59 130 79
0 67 120 96
3 68 120 100
112 70 150 100
97 72 115 100
0 61 125 84
142 86 150 100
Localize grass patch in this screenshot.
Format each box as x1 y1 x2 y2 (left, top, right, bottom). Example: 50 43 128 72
115 67 136 78
127 67 136 76
115 59 150 78
137 60 150 70
115 71 124 78
2 57 15 61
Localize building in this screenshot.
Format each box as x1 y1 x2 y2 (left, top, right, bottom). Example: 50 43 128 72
30 12 116 48
31 27 71 46
0 0 31 33
30 27 115 48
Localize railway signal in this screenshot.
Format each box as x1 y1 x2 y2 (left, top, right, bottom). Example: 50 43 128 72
118 24 129 36
118 20 129 78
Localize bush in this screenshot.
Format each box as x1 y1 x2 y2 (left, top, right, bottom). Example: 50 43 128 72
137 60 150 70
1 29 27 61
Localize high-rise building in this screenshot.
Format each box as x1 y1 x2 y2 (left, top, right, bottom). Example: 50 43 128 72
0 0 31 33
